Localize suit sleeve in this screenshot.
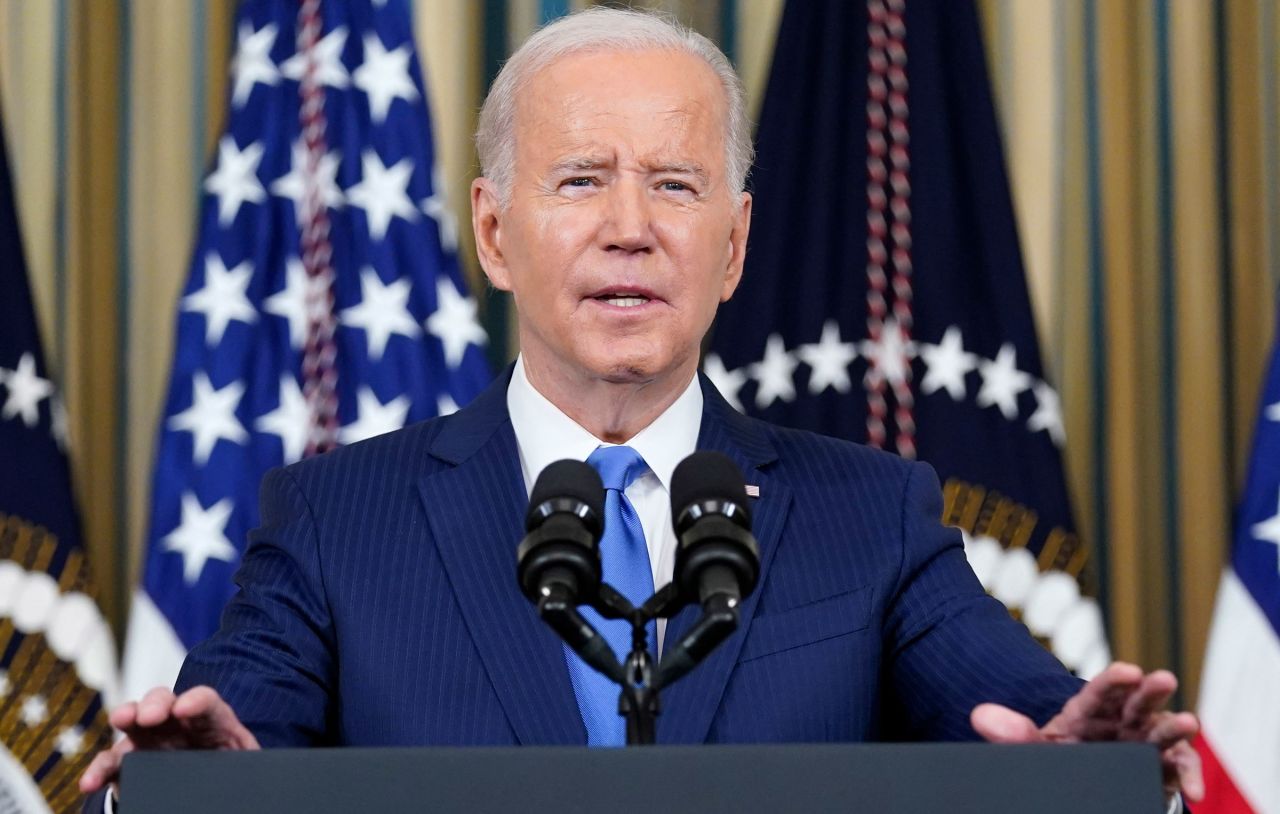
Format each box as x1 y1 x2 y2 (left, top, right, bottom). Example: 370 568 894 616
175 465 336 747
881 460 1083 740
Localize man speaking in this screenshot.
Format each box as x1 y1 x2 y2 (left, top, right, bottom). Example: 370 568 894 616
82 6 1201 809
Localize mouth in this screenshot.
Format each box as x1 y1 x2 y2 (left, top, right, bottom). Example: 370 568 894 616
586 287 661 309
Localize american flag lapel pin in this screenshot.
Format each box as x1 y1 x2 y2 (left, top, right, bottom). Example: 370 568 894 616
744 484 760 498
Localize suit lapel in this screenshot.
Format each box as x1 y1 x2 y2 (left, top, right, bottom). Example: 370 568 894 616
657 376 793 744
419 370 585 745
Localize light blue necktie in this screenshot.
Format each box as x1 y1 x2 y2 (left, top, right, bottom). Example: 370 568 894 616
565 444 656 746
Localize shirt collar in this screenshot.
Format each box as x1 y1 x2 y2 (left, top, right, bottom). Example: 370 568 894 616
507 355 703 495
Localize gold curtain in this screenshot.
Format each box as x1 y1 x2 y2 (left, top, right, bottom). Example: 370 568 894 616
4 0 1273 703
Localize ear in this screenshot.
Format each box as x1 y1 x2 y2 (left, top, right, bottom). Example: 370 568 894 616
471 177 512 292
720 191 752 302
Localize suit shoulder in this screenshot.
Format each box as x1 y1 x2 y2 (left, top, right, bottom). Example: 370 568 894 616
741 414 920 491
274 413 456 489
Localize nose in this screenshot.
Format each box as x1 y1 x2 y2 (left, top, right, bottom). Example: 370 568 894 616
600 178 653 254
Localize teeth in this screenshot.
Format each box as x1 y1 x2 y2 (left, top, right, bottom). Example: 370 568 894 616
602 296 648 307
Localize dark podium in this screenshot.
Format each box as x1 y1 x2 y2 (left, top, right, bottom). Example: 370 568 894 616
121 743 1164 813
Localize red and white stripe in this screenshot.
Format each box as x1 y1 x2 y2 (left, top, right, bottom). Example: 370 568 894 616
1195 569 1280 813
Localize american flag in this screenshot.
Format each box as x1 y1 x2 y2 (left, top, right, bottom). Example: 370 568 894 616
122 0 491 700
1194 296 1280 814
706 0 1110 678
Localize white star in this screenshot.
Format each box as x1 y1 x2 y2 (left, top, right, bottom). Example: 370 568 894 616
1251 488 1280 575
437 393 459 417
255 375 312 464
858 317 916 388
229 21 280 107
976 343 1033 420
346 150 417 240
421 163 458 253
796 319 857 394
703 353 747 412
1266 399 1280 422
1027 381 1066 446
354 32 418 123
20 694 47 727
263 258 330 349
918 326 978 401
281 26 350 89
183 254 257 346
55 725 85 756
163 492 237 585
750 334 798 408
341 268 420 360
168 372 249 466
2 353 53 427
341 387 411 444
204 136 266 226
425 277 487 368
270 140 344 227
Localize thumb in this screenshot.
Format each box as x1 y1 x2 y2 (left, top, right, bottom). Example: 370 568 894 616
971 703 1044 743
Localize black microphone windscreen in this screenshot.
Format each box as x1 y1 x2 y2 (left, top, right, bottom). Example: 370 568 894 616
527 459 605 528
670 451 751 524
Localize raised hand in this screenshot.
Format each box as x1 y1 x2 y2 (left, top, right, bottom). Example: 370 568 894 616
79 685 259 797
970 661 1203 805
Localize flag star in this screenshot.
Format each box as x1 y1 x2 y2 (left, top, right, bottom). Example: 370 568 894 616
168 372 249 465
750 334 799 408
270 140 344 227
255 375 312 464
796 319 857 394
919 325 978 401
229 21 280 107
163 492 237 585
20 694 47 727
341 268 421 360
346 150 417 240
976 343 1033 420
1251 488 1280 575
703 353 747 412
421 163 458 253
425 278 487 368
1 352 54 427
354 32 418 123
183 254 257 346
341 387 411 444
437 392 459 417
1266 399 1280 422
1027 381 1066 446
280 26 350 89
858 317 916 388
263 258 330 349
204 136 266 226
56 725 85 756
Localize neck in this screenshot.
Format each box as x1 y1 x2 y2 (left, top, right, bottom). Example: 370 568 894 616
520 353 697 444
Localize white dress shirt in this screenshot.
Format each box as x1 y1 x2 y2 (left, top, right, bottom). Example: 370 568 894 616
507 355 703 653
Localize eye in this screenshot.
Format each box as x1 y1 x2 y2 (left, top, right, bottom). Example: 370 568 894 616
660 180 690 192
563 177 595 188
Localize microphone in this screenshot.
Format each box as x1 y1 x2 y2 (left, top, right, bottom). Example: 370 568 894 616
670 451 760 607
516 459 605 607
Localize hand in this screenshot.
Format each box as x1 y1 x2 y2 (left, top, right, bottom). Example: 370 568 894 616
79 686 260 798
970 662 1203 806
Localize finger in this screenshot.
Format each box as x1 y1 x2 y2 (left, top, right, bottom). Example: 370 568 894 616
108 701 139 732
1050 662 1143 738
78 738 134 793
970 703 1045 743
1120 670 1177 733
1164 740 1204 802
1149 711 1199 752
172 686 260 749
134 686 178 728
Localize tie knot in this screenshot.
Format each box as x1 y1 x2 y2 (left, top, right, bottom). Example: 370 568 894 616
586 445 648 492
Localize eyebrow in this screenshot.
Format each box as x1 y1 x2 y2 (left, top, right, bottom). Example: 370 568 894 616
548 156 610 174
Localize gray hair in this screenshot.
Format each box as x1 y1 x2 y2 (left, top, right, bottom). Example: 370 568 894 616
475 6 753 206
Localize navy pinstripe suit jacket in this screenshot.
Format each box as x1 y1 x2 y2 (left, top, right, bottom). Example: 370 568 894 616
176 369 1082 747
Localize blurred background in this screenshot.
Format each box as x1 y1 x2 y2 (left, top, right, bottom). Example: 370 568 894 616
1 0 1277 737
